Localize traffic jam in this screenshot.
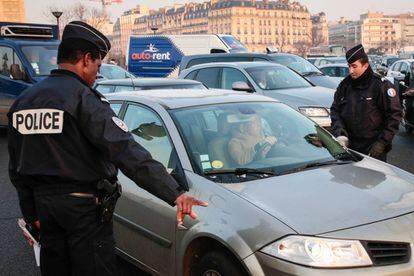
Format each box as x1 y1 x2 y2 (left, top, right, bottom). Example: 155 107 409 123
1 20 414 276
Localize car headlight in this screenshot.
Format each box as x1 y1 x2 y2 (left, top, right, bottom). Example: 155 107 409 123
260 235 373 268
299 107 329 117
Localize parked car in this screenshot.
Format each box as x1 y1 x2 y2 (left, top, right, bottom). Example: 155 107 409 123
0 22 59 126
93 78 206 94
386 59 414 84
107 89 414 276
376 56 402 76
97 63 135 81
319 63 349 82
179 52 340 89
312 57 347 68
179 62 334 127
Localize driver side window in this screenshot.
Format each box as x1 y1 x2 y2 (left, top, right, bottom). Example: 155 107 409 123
0 46 23 78
123 104 175 169
221 67 249 90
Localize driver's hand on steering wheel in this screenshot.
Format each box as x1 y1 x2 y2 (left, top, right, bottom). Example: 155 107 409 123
264 135 277 146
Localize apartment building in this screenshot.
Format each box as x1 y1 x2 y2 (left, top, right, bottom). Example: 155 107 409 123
0 0 25 22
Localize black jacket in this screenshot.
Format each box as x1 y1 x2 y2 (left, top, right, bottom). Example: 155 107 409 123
8 69 183 222
330 67 402 153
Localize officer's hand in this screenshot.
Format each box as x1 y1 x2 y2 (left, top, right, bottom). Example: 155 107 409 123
175 194 208 225
369 141 386 159
22 220 40 246
336 136 349 147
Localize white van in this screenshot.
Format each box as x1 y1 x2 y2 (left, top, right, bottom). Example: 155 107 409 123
126 34 247 78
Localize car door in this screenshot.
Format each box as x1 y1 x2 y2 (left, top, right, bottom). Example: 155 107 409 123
388 62 401 78
399 62 410 82
113 102 180 275
0 45 30 126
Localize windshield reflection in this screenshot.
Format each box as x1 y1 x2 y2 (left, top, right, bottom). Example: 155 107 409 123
21 45 58 76
171 102 356 183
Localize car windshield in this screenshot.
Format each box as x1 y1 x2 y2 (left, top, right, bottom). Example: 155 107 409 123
220 35 247 52
170 102 355 183
386 58 401 67
21 45 58 76
270 55 321 75
100 65 135 79
246 66 312 90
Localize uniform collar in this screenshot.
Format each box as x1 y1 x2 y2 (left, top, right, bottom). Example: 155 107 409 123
50 69 90 87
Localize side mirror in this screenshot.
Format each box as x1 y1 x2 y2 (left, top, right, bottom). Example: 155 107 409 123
232 81 253 93
10 64 24 80
382 63 386 67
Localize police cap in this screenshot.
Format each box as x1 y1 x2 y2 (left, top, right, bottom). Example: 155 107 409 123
346 44 368 64
62 21 111 59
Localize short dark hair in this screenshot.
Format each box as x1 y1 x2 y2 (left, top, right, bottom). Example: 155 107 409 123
359 56 369 65
57 38 101 64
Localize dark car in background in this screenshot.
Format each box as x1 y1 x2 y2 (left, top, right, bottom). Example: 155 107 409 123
319 63 349 82
312 57 347 68
179 62 334 127
179 52 340 89
0 22 59 126
97 63 136 81
93 78 206 94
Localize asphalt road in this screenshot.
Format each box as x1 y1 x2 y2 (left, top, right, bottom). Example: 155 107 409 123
0 127 413 275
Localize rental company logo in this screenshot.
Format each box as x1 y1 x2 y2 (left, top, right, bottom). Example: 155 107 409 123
131 43 171 61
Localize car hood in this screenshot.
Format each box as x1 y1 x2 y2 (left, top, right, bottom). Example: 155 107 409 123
306 75 340 89
222 158 414 234
263 86 334 110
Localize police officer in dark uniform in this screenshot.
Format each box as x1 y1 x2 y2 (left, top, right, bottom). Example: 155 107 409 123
8 21 207 276
330 44 402 162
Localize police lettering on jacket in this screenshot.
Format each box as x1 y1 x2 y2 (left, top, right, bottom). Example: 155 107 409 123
12 109 64 135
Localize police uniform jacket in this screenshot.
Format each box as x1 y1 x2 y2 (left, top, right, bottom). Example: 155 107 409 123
330 67 402 153
8 69 184 223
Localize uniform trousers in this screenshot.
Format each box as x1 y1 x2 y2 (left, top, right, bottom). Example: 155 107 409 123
34 193 116 276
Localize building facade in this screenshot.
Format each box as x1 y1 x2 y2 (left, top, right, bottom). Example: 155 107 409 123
114 5 150 62
131 0 312 53
360 12 401 54
399 13 414 47
311 12 328 46
0 0 25 22
329 12 402 54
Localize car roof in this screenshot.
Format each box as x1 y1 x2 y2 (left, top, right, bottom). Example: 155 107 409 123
185 61 284 71
96 78 202 86
182 52 271 59
319 63 349 68
106 89 277 109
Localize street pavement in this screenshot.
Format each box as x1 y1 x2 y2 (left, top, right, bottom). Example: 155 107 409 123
0 127 413 275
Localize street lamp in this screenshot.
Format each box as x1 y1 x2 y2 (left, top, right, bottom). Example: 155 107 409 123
52 11 63 40
150 27 158 35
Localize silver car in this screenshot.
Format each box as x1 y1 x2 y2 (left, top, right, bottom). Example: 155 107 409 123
179 62 334 128
107 89 414 275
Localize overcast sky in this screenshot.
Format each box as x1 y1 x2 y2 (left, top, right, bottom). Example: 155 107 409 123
26 0 412 24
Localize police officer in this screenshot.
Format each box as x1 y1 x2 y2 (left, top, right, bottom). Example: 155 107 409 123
8 21 207 276
330 44 402 162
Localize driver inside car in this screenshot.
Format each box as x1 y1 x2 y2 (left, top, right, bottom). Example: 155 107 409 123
228 113 278 166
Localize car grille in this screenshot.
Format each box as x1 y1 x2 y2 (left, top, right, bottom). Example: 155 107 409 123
362 241 411 266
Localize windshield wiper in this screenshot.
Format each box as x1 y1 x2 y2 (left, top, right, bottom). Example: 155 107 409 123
278 160 352 176
204 168 277 176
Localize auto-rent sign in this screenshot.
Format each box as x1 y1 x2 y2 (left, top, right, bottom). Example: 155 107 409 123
128 36 183 77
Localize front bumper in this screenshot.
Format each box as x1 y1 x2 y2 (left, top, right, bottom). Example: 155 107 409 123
244 252 414 276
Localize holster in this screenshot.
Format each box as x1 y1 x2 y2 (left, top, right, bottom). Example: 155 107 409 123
97 179 122 222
